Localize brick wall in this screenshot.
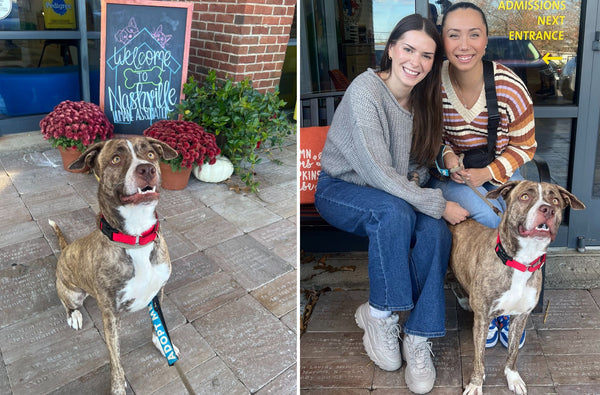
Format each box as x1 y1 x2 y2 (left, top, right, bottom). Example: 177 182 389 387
188 0 296 93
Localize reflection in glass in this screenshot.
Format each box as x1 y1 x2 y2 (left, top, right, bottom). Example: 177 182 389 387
558 55 577 103
0 0 79 31
484 36 559 102
532 118 571 188
0 38 89 117
86 0 101 31
301 0 414 93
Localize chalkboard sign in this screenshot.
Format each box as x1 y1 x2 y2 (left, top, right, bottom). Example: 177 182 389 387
100 0 193 134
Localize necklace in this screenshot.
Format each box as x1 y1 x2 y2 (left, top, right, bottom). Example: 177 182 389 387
450 70 482 110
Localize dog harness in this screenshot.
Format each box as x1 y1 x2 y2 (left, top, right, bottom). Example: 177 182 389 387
99 215 159 246
495 233 546 272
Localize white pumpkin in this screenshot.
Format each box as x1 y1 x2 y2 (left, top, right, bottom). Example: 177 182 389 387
192 155 234 183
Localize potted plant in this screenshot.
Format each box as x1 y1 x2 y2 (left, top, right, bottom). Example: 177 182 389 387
143 119 220 190
40 100 114 172
174 70 295 192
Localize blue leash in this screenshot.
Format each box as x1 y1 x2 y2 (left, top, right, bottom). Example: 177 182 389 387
148 296 196 394
149 297 178 366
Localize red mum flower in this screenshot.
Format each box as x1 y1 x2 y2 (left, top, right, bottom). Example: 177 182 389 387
143 120 220 171
39 100 114 152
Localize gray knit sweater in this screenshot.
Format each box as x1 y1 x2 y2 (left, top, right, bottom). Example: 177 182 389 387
320 68 447 219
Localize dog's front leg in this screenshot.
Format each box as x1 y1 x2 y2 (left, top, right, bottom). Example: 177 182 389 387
101 310 126 395
504 314 528 394
464 312 489 395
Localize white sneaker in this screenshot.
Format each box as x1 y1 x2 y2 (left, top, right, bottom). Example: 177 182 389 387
402 335 436 394
354 302 401 371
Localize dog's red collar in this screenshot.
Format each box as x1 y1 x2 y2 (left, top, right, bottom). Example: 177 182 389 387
495 233 546 272
99 215 159 246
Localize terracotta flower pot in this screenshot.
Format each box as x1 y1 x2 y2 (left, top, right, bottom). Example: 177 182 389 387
159 162 192 190
58 146 87 173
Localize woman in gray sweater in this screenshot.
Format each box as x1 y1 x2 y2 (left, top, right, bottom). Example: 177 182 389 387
314 14 468 394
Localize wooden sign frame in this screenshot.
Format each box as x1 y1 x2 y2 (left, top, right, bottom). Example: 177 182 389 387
100 0 193 134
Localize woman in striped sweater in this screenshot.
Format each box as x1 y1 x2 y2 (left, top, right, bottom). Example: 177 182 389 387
431 2 537 227
431 2 536 351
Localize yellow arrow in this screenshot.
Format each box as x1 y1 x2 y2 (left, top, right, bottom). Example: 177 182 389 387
542 53 561 64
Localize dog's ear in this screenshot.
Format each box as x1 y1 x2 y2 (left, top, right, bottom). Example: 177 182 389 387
554 185 586 210
68 141 106 171
485 180 521 201
146 137 179 161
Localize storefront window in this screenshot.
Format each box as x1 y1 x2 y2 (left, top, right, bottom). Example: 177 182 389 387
0 0 76 31
86 0 101 32
532 118 571 188
301 0 414 93
0 1 100 119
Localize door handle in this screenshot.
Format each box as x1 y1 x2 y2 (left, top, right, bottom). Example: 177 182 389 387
593 31 600 51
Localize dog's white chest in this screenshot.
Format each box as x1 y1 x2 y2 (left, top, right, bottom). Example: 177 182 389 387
118 245 170 312
492 271 538 315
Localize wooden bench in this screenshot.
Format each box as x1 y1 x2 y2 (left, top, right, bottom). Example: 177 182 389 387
299 125 369 253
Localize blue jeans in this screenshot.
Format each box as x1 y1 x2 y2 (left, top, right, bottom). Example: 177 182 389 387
427 169 524 229
314 172 451 338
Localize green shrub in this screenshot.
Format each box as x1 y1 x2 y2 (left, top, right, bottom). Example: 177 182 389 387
175 70 295 192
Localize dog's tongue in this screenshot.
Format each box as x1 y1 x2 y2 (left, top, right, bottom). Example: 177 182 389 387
120 188 159 205
519 223 554 240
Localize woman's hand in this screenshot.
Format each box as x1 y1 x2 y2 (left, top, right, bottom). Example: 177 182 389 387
450 170 466 184
458 167 493 187
445 152 468 184
442 201 470 225
443 151 460 171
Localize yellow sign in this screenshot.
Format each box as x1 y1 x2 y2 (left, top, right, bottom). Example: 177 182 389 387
43 0 76 29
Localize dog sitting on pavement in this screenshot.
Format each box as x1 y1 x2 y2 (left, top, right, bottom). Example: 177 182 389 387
448 180 585 395
48 136 179 394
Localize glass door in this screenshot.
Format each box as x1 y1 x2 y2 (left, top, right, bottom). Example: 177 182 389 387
569 1 600 248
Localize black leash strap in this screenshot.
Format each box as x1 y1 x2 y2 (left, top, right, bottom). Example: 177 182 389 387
483 60 500 164
455 61 503 218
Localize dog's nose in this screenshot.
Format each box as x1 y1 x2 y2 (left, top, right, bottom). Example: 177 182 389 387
539 204 555 219
136 164 156 183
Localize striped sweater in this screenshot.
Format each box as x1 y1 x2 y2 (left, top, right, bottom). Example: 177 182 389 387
441 60 537 184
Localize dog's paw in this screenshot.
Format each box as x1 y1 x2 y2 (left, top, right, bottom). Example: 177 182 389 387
152 331 162 353
110 381 127 395
505 367 527 394
152 331 180 358
457 297 473 311
463 383 483 395
67 310 83 330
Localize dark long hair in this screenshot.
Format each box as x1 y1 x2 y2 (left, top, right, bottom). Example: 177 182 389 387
379 14 444 166
441 2 489 35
